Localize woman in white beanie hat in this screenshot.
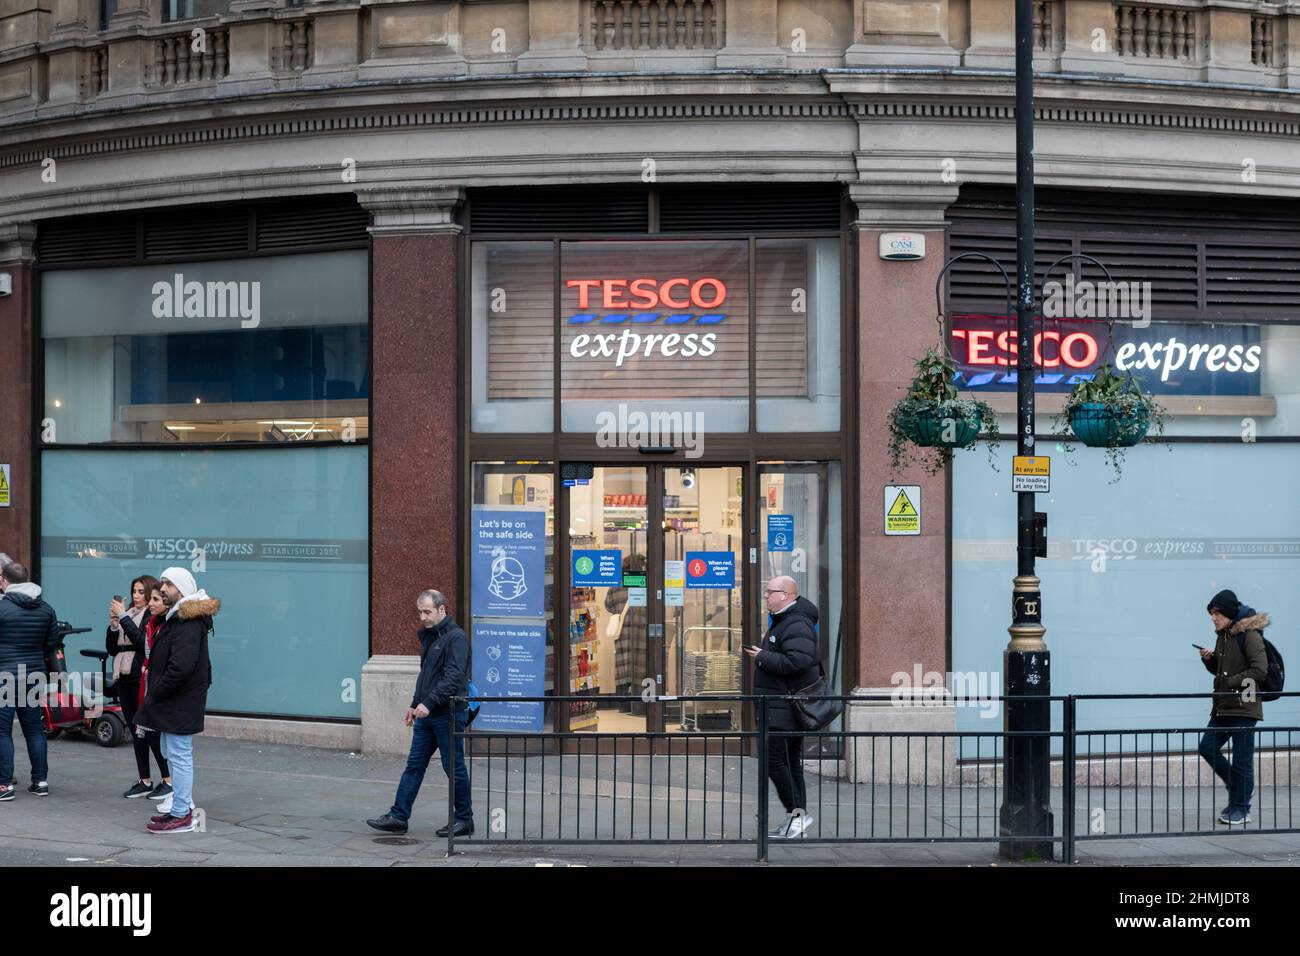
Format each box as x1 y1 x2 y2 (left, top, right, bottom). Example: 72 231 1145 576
135 567 218 834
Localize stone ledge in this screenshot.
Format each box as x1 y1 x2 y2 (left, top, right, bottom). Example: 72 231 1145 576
204 714 363 749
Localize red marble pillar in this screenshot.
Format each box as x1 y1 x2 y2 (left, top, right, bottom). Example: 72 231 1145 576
854 193 955 689
368 223 460 656
0 225 36 569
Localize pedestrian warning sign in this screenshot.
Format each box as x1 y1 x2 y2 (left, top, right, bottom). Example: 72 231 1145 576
0 464 9 508
884 485 920 536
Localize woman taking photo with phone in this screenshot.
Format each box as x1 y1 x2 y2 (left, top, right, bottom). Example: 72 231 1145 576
108 575 171 800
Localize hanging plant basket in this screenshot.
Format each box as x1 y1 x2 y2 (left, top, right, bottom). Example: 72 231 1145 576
903 404 984 448
888 348 1000 475
1068 401 1150 448
1054 364 1167 482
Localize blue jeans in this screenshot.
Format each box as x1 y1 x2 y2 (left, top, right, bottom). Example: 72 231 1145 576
1199 716 1257 812
160 733 194 819
389 710 472 825
0 701 48 785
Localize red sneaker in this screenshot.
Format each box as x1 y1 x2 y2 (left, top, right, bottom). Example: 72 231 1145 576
147 812 196 834
149 811 172 825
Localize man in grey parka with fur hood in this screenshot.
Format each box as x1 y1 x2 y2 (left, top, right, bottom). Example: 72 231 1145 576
1197 589 1269 826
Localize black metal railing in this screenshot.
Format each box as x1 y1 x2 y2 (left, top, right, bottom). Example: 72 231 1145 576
441 693 1299 863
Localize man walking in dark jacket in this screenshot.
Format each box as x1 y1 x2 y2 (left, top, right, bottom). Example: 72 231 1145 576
368 589 474 836
135 566 217 834
745 575 820 839
0 562 59 800
1197 589 1269 827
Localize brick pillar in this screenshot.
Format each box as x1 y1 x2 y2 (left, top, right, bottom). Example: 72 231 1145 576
845 183 959 785
357 186 463 755
0 224 37 569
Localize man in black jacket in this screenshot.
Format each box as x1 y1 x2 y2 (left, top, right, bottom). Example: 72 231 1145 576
745 575 820 839
368 589 474 836
0 562 59 800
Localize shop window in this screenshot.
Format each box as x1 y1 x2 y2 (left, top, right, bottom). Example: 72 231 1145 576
470 242 554 433
756 238 841 432
559 240 750 433
952 442 1300 750
41 250 368 444
469 463 556 731
40 445 369 719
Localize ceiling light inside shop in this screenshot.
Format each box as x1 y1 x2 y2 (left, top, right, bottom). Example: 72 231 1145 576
53 399 61 408
164 425 196 431
257 420 315 426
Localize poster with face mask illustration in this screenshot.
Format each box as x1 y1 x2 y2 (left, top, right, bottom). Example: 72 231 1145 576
471 507 546 619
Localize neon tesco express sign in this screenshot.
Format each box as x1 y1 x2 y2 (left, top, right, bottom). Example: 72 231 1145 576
565 277 727 367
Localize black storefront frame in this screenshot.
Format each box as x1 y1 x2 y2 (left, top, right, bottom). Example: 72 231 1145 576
459 228 859 743
29 205 373 725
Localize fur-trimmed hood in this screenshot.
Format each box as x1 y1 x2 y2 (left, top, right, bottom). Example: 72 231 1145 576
1229 612 1269 635
177 596 220 620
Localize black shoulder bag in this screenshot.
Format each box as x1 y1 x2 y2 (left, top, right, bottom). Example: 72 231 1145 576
782 660 844 733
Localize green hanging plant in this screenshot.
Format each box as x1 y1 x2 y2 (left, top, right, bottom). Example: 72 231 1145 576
1053 364 1167 482
888 347 1000 476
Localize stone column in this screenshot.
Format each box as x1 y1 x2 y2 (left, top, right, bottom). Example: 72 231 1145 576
845 182 959 785
516 0 588 71
0 223 37 570
358 186 464 756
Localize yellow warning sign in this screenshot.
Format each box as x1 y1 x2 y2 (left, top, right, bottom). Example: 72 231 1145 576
884 485 920 536
1013 456 1050 477
0 464 9 508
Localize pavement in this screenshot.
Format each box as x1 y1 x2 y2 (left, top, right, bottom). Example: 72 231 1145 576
1 732 1297 867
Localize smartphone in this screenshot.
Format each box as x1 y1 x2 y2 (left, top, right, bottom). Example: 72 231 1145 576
113 594 123 603
1192 643 1207 651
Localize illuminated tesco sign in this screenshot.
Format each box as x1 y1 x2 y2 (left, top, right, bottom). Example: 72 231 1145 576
951 329 1101 369
565 276 728 366
952 326 1263 383
566 276 727 310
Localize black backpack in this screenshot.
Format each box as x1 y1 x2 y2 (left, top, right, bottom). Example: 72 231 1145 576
1236 631 1286 703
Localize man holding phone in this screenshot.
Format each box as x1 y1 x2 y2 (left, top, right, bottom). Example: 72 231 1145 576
1197 589 1269 826
745 575 819 839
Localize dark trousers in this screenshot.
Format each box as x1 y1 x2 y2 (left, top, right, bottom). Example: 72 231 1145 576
118 679 169 781
389 710 472 825
767 734 807 814
1199 716 1258 812
0 701 48 785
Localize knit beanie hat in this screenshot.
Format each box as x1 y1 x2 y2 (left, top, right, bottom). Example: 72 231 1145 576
1207 589 1241 619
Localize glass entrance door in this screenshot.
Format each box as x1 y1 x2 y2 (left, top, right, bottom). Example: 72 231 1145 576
566 466 654 734
563 464 746 735
661 466 746 733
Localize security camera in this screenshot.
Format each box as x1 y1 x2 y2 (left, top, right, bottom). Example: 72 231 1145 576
680 469 695 489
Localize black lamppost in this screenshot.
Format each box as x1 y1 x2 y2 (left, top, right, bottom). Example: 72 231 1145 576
998 0 1053 861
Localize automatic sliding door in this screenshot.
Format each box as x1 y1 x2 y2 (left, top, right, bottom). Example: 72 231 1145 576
567 466 651 733
661 466 745 733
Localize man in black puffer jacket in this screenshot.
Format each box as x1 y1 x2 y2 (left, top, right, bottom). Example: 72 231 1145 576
745 575 819 839
0 561 59 799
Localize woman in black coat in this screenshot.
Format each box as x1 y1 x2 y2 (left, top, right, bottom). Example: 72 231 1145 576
108 575 171 799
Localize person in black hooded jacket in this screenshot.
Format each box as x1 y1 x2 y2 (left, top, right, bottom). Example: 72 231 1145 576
0 561 59 799
745 575 819 839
